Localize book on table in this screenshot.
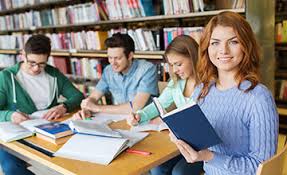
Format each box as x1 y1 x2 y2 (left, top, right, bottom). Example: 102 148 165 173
54 127 149 165
68 120 122 138
153 97 222 151
0 119 50 142
34 122 73 139
35 133 71 145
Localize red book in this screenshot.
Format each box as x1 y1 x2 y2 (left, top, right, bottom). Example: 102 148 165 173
52 57 70 74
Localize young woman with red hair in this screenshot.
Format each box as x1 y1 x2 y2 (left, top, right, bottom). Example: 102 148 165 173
170 11 278 175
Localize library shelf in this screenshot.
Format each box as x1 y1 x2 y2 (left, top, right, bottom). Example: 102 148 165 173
0 8 245 34
0 49 164 60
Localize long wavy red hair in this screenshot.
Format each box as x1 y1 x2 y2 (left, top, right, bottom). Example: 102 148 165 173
197 11 261 99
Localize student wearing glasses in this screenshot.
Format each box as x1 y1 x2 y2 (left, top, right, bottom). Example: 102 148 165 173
0 34 84 175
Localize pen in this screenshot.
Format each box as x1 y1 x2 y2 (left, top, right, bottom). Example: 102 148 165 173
129 101 139 125
126 148 151 156
129 101 135 114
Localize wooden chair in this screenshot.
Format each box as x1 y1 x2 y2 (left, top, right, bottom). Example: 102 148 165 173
256 136 287 175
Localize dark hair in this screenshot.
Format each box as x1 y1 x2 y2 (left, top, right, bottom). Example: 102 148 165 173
164 35 199 85
104 33 135 58
24 34 51 57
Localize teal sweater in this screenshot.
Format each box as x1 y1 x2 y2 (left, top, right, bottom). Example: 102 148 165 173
0 62 84 122
138 79 194 123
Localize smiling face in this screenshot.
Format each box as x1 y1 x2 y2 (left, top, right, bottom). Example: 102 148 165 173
166 52 193 80
107 47 132 74
208 25 244 77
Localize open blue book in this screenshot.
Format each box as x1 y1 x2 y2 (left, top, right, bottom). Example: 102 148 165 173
153 97 222 151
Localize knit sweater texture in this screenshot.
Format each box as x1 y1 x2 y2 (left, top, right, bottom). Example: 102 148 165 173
191 81 278 175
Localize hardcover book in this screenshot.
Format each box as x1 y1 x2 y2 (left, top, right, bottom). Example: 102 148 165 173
153 97 222 151
34 122 73 139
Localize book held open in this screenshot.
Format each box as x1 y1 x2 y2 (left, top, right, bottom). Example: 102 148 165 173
153 97 222 151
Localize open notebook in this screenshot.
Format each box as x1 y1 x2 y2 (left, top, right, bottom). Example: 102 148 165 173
54 130 149 165
61 112 128 125
130 122 168 132
69 120 122 138
0 119 50 142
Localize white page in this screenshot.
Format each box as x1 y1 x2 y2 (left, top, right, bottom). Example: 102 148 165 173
163 101 196 118
91 113 128 124
115 129 149 147
61 113 128 125
0 122 33 142
54 134 128 165
29 110 50 119
130 122 168 132
20 119 50 132
30 110 70 119
68 120 122 138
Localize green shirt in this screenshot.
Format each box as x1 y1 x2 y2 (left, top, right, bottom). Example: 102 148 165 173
0 62 84 122
138 79 194 123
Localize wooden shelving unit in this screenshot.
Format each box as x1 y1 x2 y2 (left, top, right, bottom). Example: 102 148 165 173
0 49 164 60
0 0 246 97
275 0 287 133
0 8 245 34
278 107 287 116
0 0 90 15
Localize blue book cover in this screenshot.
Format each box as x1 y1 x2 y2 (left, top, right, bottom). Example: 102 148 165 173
153 98 222 151
35 122 72 139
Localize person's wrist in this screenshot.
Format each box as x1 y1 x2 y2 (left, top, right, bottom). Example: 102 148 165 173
60 103 68 113
95 105 102 113
203 150 214 162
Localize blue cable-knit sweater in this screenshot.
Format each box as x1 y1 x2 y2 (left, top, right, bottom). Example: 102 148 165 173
191 81 279 175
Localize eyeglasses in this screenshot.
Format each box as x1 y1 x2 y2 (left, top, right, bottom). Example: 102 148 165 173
26 59 47 68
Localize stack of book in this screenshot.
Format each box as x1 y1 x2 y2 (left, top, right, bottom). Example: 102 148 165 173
34 122 73 145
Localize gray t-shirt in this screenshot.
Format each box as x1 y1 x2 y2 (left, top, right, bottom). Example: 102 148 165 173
16 70 54 110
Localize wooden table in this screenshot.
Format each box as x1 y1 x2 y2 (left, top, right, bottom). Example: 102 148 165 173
0 118 179 175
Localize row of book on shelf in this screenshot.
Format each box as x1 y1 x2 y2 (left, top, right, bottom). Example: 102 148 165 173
0 27 204 51
0 2 101 31
0 54 170 97
275 20 287 43
276 80 287 101
164 0 244 15
0 0 246 31
0 53 103 79
0 0 158 31
0 0 61 10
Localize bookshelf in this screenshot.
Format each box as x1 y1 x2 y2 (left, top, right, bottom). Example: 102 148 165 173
275 0 287 111
0 0 89 16
0 49 164 59
0 0 247 97
0 8 245 34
